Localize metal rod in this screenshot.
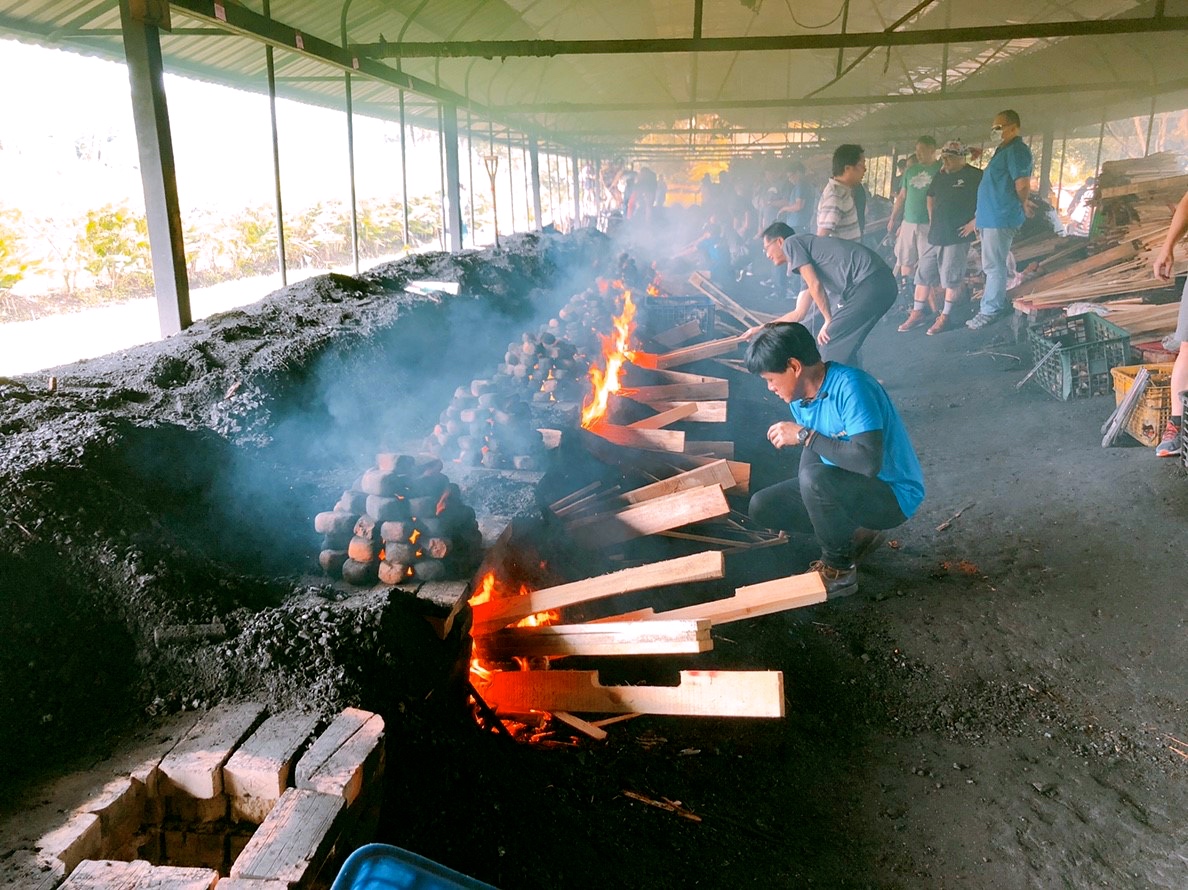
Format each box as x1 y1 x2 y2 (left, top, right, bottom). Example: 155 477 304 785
507 132 516 233
466 112 476 247
353 15 1188 57
263 0 286 285
1144 94 1158 156
1093 112 1107 181
399 90 410 248
344 72 360 274
437 104 447 250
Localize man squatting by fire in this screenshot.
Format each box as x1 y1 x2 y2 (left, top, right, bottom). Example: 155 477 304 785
744 323 925 598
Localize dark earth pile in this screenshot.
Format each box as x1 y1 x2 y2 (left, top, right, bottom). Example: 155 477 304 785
3 231 1188 889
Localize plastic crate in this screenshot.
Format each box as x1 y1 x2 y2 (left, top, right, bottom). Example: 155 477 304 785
1027 312 1134 400
331 843 496 890
1110 363 1175 446
643 294 716 338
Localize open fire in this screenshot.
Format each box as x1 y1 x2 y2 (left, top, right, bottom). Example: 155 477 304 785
580 288 639 428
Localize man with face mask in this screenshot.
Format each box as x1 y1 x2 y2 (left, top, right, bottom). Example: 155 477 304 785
967 110 1033 330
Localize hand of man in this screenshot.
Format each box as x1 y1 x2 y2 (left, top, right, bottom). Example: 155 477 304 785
958 220 977 238
1153 246 1176 280
767 421 805 449
1023 198 1036 219
817 320 831 345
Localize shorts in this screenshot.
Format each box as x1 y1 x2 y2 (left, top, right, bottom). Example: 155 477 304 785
915 242 972 290
894 221 931 270
1174 276 1188 346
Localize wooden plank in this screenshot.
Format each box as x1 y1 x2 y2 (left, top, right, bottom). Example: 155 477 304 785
652 318 702 348
484 669 784 718
576 427 750 495
415 580 472 639
620 460 736 505
471 550 725 635
228 788 343 887
600 571 827 625
589 713 643 728
567 485 731 548
638 399 727 423
158 702 266 799
60 859 151 890
628 381 729 401
689 272 766 326
627 402 698 430
654 335 748 370
294 708 372 788
224 711 320 824
684 440 735 459
478 619 713 659
133 865 220 889
552 712 609 740
38 813 101 875
588 423 686 453
297 714 384 807
1010 240 1140 297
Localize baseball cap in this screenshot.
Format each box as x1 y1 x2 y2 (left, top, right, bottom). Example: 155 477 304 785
941 140 967 157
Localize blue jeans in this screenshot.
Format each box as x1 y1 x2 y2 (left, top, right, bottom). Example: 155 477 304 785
980 226 1018 316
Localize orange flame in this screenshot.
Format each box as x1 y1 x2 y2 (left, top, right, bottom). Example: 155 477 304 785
435 489 450 515
580 291 638 428
646 284 660 297
470 571 496 606
410 528 421 544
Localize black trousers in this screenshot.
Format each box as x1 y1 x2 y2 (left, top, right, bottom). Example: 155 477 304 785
749 448 907 567
821 268 897 368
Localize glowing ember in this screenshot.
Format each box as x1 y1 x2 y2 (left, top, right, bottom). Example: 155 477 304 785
435 489 451 515
410 528 421 544
580 290 638 428
646 284 660 297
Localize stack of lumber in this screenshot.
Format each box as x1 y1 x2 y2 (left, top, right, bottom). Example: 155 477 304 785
1013 152 1187 315
468 547 827 727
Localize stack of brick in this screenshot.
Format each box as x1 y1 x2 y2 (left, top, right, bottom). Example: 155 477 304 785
315 455 483 586
38 703 385 889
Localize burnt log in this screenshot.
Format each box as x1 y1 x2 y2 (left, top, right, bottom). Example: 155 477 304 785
342 558 377 585
321 532 352 550
408 496 438 518
318 550 348 577
379 521 418 543
334 490 369 514
314 511 359 537
360 468 402 497
347 536 380 563
366 495 410 522
423 537 450 560
353 515 380 542
375 453 416 474
412 559 446 581
377 561 411 586
382 542 417 564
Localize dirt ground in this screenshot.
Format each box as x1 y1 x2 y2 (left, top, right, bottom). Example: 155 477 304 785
2 233 1187 889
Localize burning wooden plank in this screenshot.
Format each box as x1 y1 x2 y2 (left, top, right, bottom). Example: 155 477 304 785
626 402 698 430
652 318 703 349
651 334 749 370
577 427 751 495
620 460 736 505
567 485 731 548
471 550 725 635
684 441 735 459
483 669 784 718
477 619 713 659
552 712 609 740
599 571 826 625
588 422 686 453
637 399 727 423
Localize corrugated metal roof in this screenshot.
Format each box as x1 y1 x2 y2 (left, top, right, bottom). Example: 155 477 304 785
1 0 1186 156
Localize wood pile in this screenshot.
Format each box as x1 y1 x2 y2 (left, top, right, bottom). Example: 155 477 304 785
1012 152 1186 324
314 455 482 586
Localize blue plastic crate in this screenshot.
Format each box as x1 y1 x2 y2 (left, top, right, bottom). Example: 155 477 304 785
331 843 497 890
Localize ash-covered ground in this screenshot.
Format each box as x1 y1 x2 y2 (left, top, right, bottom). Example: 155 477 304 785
3 230 1188 889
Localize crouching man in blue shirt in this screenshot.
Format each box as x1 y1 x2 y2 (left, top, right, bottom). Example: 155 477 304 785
746 322 925 598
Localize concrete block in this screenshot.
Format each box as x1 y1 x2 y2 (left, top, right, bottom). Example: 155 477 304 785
225 711 319 825
37 811 101 875
158 702 266 799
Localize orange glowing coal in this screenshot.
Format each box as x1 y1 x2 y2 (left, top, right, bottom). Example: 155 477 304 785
580 290 638 428
410 528 421 544
646 283 661 297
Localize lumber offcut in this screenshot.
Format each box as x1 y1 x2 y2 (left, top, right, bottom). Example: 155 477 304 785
619 459 737 505
471 550 725 634
600 571 827 624
484 669 785 717
627 402 698 429
477 619 713 659
567 485 730 547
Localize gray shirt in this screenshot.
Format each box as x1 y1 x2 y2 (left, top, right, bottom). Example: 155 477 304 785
781 234 888 303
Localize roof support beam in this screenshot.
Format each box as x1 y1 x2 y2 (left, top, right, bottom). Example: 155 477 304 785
119 0 190 335
352 15 1188 59
495 81 1154 114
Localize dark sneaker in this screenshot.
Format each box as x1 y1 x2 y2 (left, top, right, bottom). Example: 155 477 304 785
966 309 1010 330
1156 418 1182 458
809 559 858 598
851 528 887 564
897 310 929 332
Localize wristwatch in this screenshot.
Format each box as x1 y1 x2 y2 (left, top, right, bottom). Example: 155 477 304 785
796 426 812 446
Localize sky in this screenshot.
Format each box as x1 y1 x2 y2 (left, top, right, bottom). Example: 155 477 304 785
0 36 445 219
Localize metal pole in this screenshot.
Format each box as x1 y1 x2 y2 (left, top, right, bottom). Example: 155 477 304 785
263 0 286 284
1144 94 1158 156
398 90 410 248
1055 134 1067 213
437 105 447 251
571 152 581 227
344 71 360 274
466 113 476 247
118 0 190 335
442 104 463 252
507 132 516 233
528 136 543 230
1038 130 1054 202
521 137 532 228
1093 112 1107 180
